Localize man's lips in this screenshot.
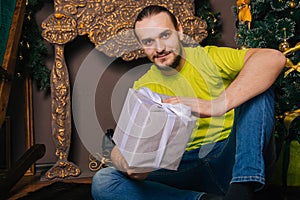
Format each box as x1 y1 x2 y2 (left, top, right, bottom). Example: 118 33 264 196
153 51 172 59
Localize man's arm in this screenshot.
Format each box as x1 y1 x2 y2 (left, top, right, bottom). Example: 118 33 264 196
222 48 285 111
163 48 286 117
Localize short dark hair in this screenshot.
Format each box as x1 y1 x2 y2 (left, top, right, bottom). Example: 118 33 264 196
133 5 178 29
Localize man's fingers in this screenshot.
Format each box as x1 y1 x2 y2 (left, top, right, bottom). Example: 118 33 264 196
162 97 180 104
127 171 150 181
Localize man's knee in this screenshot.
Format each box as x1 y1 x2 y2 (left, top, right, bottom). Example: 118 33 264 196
92 167 121 200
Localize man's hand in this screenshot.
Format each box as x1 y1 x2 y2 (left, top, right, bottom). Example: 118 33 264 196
111 146 151 181
163 95 227 118
126 169 151 181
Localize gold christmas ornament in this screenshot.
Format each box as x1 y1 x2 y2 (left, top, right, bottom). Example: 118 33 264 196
279 41 290 52
289 0 297 8
279 27 290 52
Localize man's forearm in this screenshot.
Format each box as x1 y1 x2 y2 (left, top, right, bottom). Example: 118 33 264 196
223 48 286 111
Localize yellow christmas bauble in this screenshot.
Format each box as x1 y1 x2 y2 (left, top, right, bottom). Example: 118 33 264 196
289 0 297 8
279 41 290 52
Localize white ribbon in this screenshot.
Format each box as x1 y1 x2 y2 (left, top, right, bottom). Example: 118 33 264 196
137 87 192 126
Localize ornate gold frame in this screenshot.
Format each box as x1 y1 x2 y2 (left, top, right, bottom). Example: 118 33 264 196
24 77 35 176
41 0 207 179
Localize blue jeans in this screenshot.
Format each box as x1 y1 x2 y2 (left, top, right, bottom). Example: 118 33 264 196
92 89 277 200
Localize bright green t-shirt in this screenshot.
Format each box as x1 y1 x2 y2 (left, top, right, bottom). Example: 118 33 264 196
133 45 248 151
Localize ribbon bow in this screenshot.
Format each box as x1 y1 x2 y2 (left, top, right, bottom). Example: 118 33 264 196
283 42 300 77
138 87 192 126
237 0 252 29
284 58 300 77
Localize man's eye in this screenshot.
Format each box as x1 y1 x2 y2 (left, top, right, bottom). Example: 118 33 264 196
142 40 153 46
161 32 171 39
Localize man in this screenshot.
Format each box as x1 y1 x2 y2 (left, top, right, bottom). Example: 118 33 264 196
92 5 286 200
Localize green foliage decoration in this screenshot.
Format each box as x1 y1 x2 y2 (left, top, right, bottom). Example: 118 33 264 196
195 0 222 45
18 0 50 91
234 0 300 186
234 0 300 141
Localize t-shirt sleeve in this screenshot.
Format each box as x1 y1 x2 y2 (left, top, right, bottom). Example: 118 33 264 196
204 46 249 80
133 79 141 90
133 73 152 90
132 66 157 90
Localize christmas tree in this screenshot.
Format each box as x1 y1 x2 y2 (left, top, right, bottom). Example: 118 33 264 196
234 0 300 186
195 0 222 45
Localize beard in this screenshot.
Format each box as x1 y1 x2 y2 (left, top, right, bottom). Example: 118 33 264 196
154 45 183 71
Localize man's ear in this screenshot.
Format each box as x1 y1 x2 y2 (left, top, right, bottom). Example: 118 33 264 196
177 22 184 40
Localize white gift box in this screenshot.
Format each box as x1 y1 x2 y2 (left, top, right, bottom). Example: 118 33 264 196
113 87 196 170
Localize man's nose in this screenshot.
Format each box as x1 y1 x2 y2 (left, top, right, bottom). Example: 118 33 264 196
155 39 166 53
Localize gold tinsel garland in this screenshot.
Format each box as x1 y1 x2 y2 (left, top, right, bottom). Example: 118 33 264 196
280 42 300 130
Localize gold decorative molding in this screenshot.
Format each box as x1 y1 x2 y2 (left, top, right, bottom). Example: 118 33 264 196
42 0 207 61
42 13 77 45
44 44 80 179
41 0 207 179
89 153 112 171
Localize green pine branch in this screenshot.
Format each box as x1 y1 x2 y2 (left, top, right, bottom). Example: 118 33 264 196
234 0 300 143
195 0 222 45
19 0 50 91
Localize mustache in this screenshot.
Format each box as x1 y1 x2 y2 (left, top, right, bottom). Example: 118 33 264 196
153 50 174 59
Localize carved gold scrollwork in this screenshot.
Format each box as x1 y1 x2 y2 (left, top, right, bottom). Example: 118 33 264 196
55 0 87 15
45 44 80 179
181 17 208 45
90 0 208 60
89 153 113 171
42 13 77 45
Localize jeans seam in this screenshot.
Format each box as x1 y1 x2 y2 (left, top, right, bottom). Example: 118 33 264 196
231 175 265 185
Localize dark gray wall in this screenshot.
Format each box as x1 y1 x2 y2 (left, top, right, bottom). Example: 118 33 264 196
33 0 238 176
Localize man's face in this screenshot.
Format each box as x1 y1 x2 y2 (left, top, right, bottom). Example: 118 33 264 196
135 12 184 72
